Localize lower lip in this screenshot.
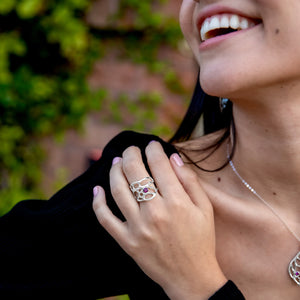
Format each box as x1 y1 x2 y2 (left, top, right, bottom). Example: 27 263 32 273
199 26 258 51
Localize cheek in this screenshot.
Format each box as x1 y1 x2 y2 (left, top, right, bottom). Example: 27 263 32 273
199 50 300 99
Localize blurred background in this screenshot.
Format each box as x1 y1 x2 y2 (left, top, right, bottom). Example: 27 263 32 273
0 0 197 297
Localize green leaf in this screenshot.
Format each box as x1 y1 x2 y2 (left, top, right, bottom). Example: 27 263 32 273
16 0 43 19
0 0 16 14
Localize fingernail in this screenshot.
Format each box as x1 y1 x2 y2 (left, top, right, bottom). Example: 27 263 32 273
148 140 157 145
93 186 99 197
172 153 184 167
112 157 121 165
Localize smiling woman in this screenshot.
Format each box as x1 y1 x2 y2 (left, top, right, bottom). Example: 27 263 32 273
1 0 300 299
93 0 300 298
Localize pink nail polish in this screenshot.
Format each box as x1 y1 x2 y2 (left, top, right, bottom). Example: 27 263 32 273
172 153 184 167
93 186 99 197
112 157 121 165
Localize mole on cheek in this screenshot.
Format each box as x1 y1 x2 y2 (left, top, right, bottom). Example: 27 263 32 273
275 28 280 35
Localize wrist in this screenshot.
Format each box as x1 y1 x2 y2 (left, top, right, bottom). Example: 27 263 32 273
164 268 228 300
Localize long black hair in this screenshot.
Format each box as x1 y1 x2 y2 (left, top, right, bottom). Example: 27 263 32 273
170 74 235 172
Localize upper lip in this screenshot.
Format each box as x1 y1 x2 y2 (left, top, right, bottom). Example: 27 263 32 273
196 5 261 32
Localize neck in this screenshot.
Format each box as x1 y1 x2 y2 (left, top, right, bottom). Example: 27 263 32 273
230 87 300 218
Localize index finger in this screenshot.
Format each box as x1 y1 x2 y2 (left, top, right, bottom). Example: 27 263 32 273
145 141 185 198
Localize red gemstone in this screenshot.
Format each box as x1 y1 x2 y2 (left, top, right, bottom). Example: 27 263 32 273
143 188 149 193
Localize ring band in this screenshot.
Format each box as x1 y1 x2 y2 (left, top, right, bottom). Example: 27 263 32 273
129 177 158 202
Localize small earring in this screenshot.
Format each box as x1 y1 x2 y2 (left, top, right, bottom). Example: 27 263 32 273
219 98 229 112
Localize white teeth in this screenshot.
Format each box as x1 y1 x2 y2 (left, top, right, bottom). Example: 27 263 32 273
200 14 256 42
220 15 229 28
240 18 249 30
229 15 239 29
200 19 210 42
210 16 220 31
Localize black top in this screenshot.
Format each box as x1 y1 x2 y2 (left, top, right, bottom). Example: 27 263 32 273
0 131 245 299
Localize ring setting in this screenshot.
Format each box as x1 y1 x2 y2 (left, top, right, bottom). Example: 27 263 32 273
130 177 158 202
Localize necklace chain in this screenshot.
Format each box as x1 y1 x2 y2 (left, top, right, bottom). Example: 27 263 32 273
228 157 300 243
228 157 300 285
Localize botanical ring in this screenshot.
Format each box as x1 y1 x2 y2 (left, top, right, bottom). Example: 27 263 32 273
129 177 158 202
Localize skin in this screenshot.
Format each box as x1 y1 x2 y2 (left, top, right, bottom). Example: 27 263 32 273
93 0 300 299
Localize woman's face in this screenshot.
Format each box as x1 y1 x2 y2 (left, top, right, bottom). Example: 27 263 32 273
180 0 300 99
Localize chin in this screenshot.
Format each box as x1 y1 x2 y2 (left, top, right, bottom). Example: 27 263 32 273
199 70 237 98
199 64 260 99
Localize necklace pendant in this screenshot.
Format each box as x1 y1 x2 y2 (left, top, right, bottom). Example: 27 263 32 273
289 251 300 285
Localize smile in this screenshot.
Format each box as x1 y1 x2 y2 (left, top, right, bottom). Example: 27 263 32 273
200 14 260 42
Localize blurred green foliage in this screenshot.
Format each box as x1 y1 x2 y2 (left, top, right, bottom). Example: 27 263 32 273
119 0 183 71
0 0 105 213
0 0 185 216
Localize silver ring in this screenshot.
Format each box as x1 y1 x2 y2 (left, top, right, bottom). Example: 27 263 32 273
129 177 158 202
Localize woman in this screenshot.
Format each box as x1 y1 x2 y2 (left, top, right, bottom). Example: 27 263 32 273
1 0 299 299
92 0 300 299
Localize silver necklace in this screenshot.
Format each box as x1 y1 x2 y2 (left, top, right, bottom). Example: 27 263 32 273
228 155 300 286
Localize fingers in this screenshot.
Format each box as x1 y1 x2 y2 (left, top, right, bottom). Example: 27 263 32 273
145 141 210 210
92 186 128 243
145 142 185 199
121 146 161 209
110 146 160 221
109 157 140 220
170 153 212 212
94 141 211 230
121 146 151 185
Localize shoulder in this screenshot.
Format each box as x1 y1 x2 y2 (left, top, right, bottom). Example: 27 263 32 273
101 130 178 160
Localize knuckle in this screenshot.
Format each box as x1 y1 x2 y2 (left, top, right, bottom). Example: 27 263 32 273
148 154 168 170
92 198 100 211
146 144 166 166
148 207 169 228
111 184 123 199
92 195 105 213
137 226 154 242
93 206 109 227
126 239 141 256
147 153 164 166
123 146 140 159
125 227 153 256
184 169 199 184
98 214 109 227
122 160 137 175
172 198 188 213
122 147 141 174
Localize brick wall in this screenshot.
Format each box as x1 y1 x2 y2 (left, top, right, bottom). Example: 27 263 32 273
41 0 198 197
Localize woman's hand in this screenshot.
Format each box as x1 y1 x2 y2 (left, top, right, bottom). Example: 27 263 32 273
93 141 227 300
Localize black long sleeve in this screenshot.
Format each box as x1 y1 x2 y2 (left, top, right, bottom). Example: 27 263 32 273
0 131 245 300
209 281 245 300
